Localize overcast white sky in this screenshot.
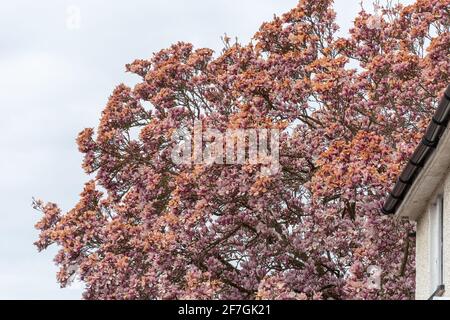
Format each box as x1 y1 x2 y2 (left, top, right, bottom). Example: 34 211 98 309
0 0 414 300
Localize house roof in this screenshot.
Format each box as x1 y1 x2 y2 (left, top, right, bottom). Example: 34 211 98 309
382 85 450 218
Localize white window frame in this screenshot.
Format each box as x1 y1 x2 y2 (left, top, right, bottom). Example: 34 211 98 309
429 194 444 297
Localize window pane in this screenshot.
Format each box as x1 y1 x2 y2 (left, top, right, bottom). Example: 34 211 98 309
430 195 444 292
439 196 444 286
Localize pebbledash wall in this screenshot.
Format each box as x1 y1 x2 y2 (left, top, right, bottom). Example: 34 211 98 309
415 172 450 300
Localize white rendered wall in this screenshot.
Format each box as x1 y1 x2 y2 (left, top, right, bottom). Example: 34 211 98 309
415 173 450 300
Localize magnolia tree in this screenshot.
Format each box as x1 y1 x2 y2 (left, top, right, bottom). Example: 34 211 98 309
34 0 449 300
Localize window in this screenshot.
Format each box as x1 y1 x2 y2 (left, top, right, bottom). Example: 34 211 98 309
430 195 444 296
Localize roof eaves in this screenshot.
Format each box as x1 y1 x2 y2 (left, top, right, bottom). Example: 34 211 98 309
382 85 450 216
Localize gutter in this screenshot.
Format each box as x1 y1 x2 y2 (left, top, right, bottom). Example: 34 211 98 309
382 85 450 215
